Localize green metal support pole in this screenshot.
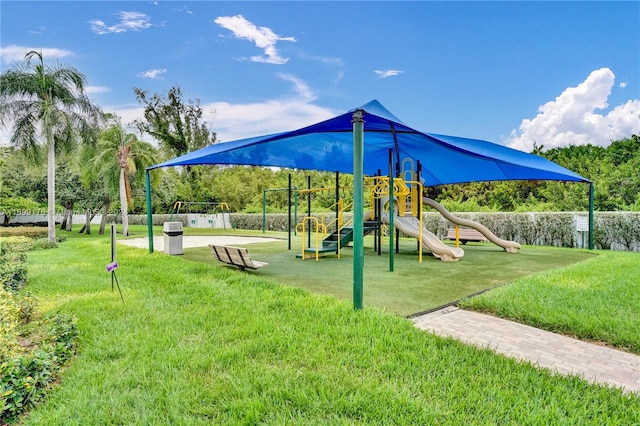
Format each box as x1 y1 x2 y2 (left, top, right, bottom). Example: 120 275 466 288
262 189 267 233
145 169 154 253
294 190 298 236
352 109 365 310
589 182 594 250
388 149 395 272
288 174 292 250
307 175 312 249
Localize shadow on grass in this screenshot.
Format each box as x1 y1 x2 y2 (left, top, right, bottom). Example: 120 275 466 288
182 233 595 317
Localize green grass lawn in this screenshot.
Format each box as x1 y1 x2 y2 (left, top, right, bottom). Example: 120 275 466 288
13 227 639 424
459 250 640 354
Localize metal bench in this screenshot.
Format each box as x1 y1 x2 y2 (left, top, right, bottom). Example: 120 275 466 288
209 245 269 270
445 228 488 244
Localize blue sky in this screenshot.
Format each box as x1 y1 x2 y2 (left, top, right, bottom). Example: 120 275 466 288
1 1 639 152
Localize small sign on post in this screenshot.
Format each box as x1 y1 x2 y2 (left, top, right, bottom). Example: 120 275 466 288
574 214 590 249
108 223 124 303
575 215 589 232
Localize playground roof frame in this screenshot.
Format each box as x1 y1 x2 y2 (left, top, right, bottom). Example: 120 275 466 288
148 100 590 186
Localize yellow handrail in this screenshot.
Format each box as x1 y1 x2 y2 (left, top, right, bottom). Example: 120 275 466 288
296 217 327 261
363 175 425 263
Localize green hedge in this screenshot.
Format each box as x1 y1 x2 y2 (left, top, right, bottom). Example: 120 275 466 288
226 212 640 251
0 227 48 239
108 212 640 251
0 239 78 424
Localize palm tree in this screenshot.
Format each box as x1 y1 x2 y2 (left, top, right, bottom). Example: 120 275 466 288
92 116 157 236
0 51 103 241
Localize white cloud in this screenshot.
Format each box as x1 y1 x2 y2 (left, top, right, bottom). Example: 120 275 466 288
506 68 640 152
177 6 194 15
28 27 47 36
0 45 72 64
104 77 334 144
89 11 152 35
276 73 315 102
201 100 335 143
214 15 295 65
105 100 335 145
137 68 167 79
620 82 628 88
85 85 111 94
298 52 344 66
374 69 404 78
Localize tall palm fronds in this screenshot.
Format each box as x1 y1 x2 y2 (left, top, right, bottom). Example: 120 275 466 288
92 117 157 236
0 51 103 241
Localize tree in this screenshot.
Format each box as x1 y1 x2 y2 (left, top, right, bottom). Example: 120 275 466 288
56 160 85 231
0 51 103 241
133 86 216 158
92 116 157 236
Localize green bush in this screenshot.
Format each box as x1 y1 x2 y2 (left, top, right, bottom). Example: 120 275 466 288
224 211 640 251
16 292 38 325
419 211 640 251
0 236 34 254
231 213 290 231
0 241 78 424
0 227 48 240
0 288 21 359
42 315 78 364
32 239 58 250
229 213 347 232
0 197 45 219
0 252 28 293
0 314 77 424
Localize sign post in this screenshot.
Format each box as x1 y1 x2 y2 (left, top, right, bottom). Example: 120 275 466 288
107 223 124 303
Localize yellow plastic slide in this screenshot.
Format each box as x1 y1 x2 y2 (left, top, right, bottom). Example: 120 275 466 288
422 197 521 253
381 213 464 262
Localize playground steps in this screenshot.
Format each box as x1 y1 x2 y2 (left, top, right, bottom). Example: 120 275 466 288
296 245 337 259
322 222 380 249
298 222 382 259
323 227 355 248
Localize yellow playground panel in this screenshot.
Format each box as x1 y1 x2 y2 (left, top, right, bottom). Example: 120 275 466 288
295 157 519 262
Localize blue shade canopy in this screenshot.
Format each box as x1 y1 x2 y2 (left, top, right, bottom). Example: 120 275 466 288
148 100 589 186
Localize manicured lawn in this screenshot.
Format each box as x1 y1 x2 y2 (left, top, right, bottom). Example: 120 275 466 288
459 250 640 355
15 229 638 424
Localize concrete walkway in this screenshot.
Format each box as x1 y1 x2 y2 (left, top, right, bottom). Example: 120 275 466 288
412 306 640 395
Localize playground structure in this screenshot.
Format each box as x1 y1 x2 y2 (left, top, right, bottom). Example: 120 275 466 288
293 159 521 262
146 100 591 311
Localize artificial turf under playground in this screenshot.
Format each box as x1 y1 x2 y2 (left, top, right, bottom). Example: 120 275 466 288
173 227 594 317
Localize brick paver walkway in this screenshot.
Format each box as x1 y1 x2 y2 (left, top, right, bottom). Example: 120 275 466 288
412 306 640 394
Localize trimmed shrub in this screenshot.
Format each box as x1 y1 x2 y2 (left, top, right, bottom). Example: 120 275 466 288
0 227 48 239
0 236 34 254
0 287 21 358
32 238 58 250
0 238 78 424
0 314 78 424
0 252 28 293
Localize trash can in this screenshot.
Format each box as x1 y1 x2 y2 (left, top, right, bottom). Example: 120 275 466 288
163 222 183 255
